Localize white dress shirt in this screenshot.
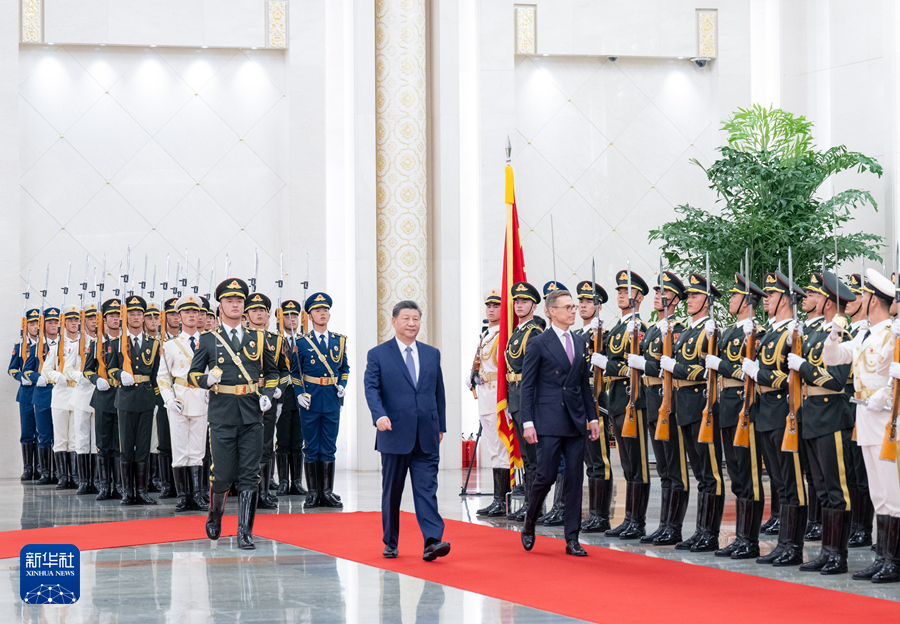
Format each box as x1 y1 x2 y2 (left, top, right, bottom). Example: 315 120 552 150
313 329 329 350
220 322 244 344
395 337 419 380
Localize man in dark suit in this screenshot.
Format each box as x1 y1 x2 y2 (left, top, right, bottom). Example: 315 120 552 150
520 289 601 556
364 300 450 562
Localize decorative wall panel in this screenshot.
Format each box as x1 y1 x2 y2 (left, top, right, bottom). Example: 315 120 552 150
268 1 286 49
515 5 536 55
698 10 717 58
22 0 43 43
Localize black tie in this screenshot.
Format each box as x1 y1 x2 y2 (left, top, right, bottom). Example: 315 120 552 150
189 336 196 353
319 334 327 352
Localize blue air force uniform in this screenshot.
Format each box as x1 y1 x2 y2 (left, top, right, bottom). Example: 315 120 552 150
8 308 41 479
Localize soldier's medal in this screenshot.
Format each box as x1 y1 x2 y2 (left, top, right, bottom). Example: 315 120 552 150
210 366 223 379
733 338 740 346
250 341 255 347
218 357 225 363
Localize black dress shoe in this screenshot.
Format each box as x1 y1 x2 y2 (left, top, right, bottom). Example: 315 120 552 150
423 541 451 561
522 517 536 551
566 540 587 556
383 546 398 558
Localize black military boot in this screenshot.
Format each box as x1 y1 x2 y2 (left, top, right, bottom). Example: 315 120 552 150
538 474 565 524
642 487 671 544
732 498 764 559
148 453 161 492
773 504 806 566
693 494 724 552
320 461 343 508
20 444 35 481
158 452 176 498
821 509 852 575
290 452 307 496
173 467 191 512
257 462 278 510
67 451 78 489
120 462 138 506
478 469 506 516
582 478 609 532
189 465 209 511
135 461 158 505
850 488 874 548
763 487 781 535
871 515 900 583
276 453 291 496
543 477 566 527
607 481 635 537
805 489 822 541
55 452 72 490
509 470 534 522
801 506 836 572
676 490 705 550
489 469 511 517
96 457 113 501
717 497 746 557
854 514 889 580
36 447 52 484
268 458 277 490
206 489 228 540
92 453 100 492
237 489 259 550
303 462 320 508
111 458 124 500
75 454 93 495
655 489 687 546
620 482 649 540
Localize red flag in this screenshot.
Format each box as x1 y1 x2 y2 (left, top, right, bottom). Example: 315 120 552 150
497 165 525 477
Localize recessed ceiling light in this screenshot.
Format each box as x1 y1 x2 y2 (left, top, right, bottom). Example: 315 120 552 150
47 42 54 45
99 43 106 46
150 44 157 47
251 47 257 50
678 56 684 59
202 45 208 49
542 53 549 56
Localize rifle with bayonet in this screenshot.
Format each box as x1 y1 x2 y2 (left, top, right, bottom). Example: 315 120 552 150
276 252 285 336
121 247 134 377
302 252 310 334
79 255 89 373
782 247 801 453
20 270 32 357
656 256 672 441
699 252 717 444
96 257 108 379
622 260 640 438
735 249 756 448
468 320 488 400
37 265 49 374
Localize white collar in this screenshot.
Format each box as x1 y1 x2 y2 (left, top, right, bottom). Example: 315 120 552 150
619 312 635 322
736 317 754 330
807 315 823 324
181 330 200 340
690 315 709 329
395 337 417 353
551 324 571 338
772 318 792 330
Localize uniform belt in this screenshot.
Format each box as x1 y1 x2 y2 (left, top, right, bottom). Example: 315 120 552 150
303 374 337 386
480 372 498 382
605 376 627 381
805 386 845 397
212 383 258 395
643 377 663 387
855 388 879 400
506 373 522 382
66 379 77 388
722 378 744 389
759 386 781 394
132 374 151 384
108 378 120 388
174 377 189 387
673 380 703 389
280 375 291 385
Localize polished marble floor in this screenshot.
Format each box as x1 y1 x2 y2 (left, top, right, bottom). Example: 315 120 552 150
1 458 898 622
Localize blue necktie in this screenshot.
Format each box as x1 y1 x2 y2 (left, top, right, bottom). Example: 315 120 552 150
405 346 417 387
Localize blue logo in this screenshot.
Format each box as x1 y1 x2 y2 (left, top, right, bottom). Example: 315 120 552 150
20 544 80 605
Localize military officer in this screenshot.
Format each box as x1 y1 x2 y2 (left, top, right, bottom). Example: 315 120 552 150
590 270 650 540
163 297 181 338
824 268 899 583
33 306 60 485
790 272 856 575
144 302 173 496
659 273 724 552
84 299 122 499
708 273 767 559
800 276 828 542
742 270 808 566
9 308 40 480
469 290 510 518
105 295 161 506
276 299 306 496
630 271 689 546
190 278 278 549
573 280 614 533
504 281 544 522
158 294 209 512
291 292 349 509
70 303 98 494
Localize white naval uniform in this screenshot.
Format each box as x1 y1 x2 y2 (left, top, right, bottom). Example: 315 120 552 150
158 331 209 467
476 326 509 469
44 335 77 453
66 335 97 454
823 318 900 516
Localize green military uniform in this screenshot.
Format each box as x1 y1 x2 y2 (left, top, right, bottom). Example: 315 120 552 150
105 295 161 506
146 301 173 497
714 273 766 559
189 278 278 550
276 299 306 497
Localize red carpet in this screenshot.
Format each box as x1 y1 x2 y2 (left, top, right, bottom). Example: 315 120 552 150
2 512 896 623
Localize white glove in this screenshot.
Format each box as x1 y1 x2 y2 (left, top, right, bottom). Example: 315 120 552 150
120 371 135 386
657 319 669 337
590 353 608 371
273 387 282 399
787 353 806 371
166 398 184 415
704 320 716 335
787 320 803 337
743 322 754 337
705 354 722 370
36 375 48 387
21 378 32 386
626 321 635 334
96 377 110 391
259 395 272 412
336 385 346 398
830 322 842 341
742 358 760 382
627 353 646 370
659 355 676 373
465 376 474 390
207 369 221 385
76 373 92 389
869 390 888 412
46 369 62 384
892 319 900 339
297 394 311 409
589 316 601 335
890 362 900 380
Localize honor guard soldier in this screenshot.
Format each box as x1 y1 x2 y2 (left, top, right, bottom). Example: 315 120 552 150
469 290 510 518
789 272 856 575
158 294 210 512
708 273 767 559
42 305 82 490
106 295 161 505
825 269 900 583
660 273 725 552
742 270 808 566
573 280 614 533
84 299 122 499
70 303 98 495
504 282 544 522
277 299 306 496
163 297 180 338
590 270 649 539
844 273 875 548
190 278 278 550
33 307 60 485
9 308 40 480
144 302 173 496
291 292 349 509
631 271 689 545
245 292 290 510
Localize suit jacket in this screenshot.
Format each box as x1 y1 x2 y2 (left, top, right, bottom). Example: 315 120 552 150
364 339 446 456
520 326 595 438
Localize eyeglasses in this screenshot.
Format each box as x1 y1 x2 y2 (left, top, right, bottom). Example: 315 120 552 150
552 305 576 312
